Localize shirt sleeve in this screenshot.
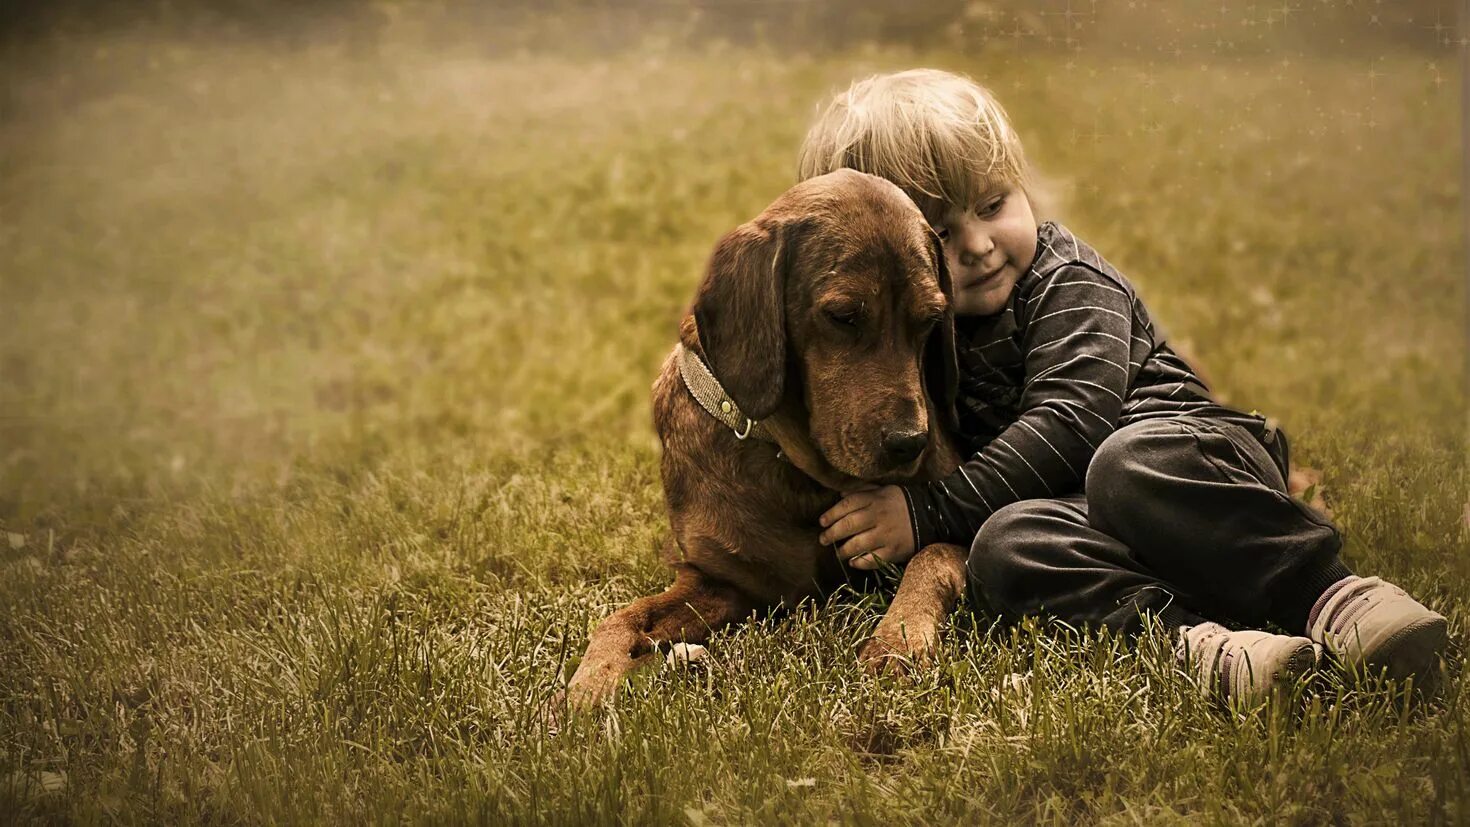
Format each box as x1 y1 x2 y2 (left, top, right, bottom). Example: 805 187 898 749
901 264 1134 548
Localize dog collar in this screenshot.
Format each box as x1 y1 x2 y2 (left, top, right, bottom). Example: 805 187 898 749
675 343 776 443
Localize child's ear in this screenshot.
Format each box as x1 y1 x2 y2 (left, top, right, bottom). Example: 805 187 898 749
924 231 960 434
690 218 793 421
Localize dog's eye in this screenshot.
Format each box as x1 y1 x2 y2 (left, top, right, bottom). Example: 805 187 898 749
825 308 861 329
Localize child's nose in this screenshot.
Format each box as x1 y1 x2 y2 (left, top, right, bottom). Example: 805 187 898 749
958 231 995 267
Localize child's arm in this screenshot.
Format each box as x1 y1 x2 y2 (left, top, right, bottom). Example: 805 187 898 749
900 263 1134 549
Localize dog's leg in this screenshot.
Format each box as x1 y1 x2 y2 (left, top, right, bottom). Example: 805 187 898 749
565 569 754 712
858 542 967 675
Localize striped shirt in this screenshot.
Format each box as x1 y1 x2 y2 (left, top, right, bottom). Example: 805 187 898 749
901 221 1252 549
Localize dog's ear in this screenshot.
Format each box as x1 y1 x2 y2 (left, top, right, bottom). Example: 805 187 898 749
924 231 960 433
691 219 791 421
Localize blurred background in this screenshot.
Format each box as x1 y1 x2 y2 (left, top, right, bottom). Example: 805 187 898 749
3 0 1461 54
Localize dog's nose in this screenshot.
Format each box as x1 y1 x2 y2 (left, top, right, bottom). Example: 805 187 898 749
882 429 928 464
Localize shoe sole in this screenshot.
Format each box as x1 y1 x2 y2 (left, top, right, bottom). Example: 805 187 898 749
1364 615 1449 687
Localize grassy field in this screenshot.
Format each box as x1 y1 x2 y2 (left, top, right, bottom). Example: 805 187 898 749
2 13 1467 824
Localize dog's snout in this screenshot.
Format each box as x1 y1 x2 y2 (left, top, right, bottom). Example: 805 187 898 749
882 428 928 464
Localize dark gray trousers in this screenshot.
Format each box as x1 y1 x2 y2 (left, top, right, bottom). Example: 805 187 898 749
967 414 1346 635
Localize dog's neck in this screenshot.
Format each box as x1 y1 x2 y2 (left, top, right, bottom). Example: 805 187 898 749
760 401 860 493
678 322 859 494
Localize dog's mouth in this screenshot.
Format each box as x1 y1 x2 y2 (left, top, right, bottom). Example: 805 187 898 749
875 451 928 484
819 437 928 486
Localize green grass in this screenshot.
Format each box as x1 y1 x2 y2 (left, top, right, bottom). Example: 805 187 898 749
2 19 1466 825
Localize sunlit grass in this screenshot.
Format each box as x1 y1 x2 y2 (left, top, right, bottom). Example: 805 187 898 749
1 20 1465 824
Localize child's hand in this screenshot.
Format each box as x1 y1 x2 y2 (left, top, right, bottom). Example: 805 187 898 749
818 484 916 570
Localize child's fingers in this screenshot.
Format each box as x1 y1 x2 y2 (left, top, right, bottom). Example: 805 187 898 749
837 529 883 562
818 492 872 531
819 507 875 546
848 546 896 570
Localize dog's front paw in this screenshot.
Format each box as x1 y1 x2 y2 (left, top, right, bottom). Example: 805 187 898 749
565 673 614 713
541 677 615 734
858 620 939 676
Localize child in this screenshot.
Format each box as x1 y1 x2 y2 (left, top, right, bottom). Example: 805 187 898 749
801 69 1447 706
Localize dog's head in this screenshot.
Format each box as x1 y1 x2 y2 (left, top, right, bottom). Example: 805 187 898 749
691 169 958 482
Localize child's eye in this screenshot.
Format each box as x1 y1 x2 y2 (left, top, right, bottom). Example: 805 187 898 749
976 195 1006 218
930 226 950 243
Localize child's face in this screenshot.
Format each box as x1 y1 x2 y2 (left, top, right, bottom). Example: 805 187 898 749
928 185 1037 317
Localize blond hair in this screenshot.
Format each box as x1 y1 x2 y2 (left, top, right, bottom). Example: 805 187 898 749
797 69 1030 219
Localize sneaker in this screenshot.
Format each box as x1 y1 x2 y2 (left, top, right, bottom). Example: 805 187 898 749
1308 575 1448 687
1176 622 1319 708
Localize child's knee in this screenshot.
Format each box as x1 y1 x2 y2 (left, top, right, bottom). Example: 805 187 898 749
1085 420 1180 519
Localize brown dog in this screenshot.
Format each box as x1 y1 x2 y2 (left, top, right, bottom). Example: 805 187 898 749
565 170 969 711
